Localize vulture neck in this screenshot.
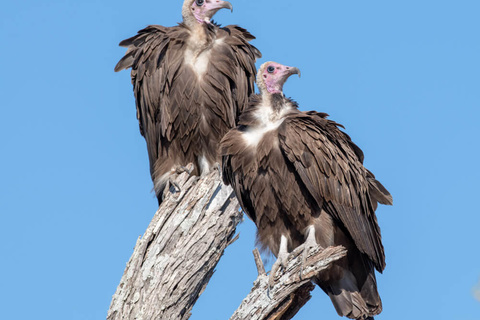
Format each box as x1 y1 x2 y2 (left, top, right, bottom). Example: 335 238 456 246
262 92 288 114
182 7 216 55
239 92 292 147
182 14 218 80
250 92 291 126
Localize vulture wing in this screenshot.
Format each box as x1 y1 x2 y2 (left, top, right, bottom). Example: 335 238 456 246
216 26 261 117
221 128 258 223
278 112 392 271
115 25 189 178
115 24 260 181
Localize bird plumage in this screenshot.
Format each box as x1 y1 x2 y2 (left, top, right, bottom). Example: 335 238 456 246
221 62 392 319
115 0 260 203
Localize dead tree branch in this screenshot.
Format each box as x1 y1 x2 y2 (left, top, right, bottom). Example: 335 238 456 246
107 165 242 320
107 163 347 320
230 246 347 320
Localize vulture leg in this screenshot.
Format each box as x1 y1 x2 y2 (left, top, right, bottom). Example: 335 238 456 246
269 235 289 288
299 225 321 279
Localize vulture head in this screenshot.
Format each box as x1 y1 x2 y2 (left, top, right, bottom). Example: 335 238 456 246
183 0 233 25
257 61 301 95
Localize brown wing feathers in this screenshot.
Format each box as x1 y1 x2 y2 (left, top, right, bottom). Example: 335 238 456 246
220 89 391 319
116 20 260 202
278 113 389 271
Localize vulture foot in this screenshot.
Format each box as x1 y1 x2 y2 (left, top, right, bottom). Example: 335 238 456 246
299 225 319 279
175 165 194 175
268 234 289 292
269 250 289 289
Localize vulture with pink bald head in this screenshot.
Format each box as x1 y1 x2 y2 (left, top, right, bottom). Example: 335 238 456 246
115 0 260 204
221 61 392 320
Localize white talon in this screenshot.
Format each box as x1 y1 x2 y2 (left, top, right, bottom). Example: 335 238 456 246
299 225 319 279
269 235 289 289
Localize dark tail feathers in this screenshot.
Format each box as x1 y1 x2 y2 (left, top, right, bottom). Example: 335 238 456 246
316 268 382 320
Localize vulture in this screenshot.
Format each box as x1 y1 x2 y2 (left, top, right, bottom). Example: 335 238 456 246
115 0 261 203
220 61 392 320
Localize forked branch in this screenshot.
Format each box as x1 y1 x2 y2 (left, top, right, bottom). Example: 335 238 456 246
231 246 347 320
107 164 346 320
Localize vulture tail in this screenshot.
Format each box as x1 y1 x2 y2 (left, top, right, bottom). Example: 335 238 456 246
316 267 382 320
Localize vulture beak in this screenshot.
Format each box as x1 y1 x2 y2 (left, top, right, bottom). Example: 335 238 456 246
280 66 301 83
287 67 301 78
207 0 233 13
223 1 234 12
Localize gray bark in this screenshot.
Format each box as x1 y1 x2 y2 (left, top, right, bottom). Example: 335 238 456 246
107 164 347 320
230 246 347 320
107 165 242 320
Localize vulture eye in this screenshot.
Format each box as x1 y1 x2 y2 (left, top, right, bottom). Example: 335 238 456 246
267 66 275 73
195 0 204 6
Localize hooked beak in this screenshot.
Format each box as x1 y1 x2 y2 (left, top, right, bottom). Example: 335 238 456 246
208 0 233 13
280 66 301 83
223 1 234 12
287 67 301 78
273 65 301 93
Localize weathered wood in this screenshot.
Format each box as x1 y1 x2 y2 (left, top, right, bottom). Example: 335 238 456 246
230 246 347 320
108 163 348 320
107 165 242 320
253 248 266 277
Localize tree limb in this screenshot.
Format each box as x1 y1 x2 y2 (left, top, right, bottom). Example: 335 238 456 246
107 163 347 320
230 246 347 320
107 165 242 320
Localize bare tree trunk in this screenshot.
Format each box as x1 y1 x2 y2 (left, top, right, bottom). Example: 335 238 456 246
107 165 242 320
107 164 347 320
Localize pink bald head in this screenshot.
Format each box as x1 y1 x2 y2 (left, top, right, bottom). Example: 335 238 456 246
190 0 233 24
257 61 301 94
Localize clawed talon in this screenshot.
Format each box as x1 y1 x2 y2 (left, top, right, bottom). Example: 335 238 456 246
268 252 288 289
268 235 289 292
299 225 319 279
176 165 193 175
298 240 318 279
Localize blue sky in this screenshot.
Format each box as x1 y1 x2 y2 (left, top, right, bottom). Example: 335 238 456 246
1 0 479 319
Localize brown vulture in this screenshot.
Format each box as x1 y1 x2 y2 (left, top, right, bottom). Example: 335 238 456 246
220 61 392 320
115 0 261 203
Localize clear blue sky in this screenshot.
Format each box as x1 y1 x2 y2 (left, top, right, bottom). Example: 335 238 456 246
1 0 479 319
